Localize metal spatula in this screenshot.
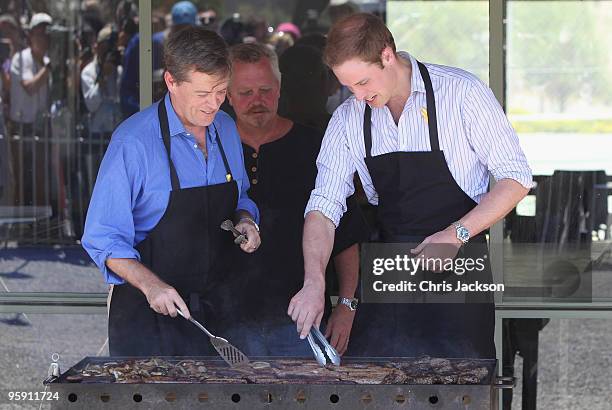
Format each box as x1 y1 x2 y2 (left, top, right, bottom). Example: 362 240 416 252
177 309 249 367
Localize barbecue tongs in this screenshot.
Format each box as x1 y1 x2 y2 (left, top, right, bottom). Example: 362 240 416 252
220 219 248 245
306 327 341 366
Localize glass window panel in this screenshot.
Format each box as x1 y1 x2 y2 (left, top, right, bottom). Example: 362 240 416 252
0 0 389 292
0 1 128 242
0 1 132 292
503 1 612 303
387 0 489 83
507 1 612 175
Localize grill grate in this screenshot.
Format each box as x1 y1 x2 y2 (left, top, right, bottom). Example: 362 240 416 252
44 356 509 410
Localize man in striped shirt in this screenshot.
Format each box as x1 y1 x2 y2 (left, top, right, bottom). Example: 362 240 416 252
287 13 533 358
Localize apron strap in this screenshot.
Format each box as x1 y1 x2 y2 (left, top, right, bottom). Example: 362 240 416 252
363 104 373 159
416 61 440 151
157 96 181 190
362 60 441 156
210 122 234 182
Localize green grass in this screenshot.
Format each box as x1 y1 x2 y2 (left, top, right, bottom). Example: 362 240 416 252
510 119 612 133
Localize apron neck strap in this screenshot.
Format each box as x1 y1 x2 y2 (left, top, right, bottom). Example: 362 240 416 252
416 61 440 151
363 104 373 159
209 122 233 182
363 60 440 157
158 96 181 191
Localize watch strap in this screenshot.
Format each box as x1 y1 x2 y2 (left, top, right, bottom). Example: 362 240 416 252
339 297 358 311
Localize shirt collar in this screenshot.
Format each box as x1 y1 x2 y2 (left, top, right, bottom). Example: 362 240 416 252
397 51 426 94
163 93 188 137
161 93 219 139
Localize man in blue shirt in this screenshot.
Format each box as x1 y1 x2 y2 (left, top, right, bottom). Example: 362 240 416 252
82 26 260 356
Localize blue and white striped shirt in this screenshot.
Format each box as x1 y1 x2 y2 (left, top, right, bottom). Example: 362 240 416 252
306 52 534 227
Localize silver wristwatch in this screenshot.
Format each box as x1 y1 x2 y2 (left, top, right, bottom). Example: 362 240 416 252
239 217 259 233
452 221 470 244
339 297 358 311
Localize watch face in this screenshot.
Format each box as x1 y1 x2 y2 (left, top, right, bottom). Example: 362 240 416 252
457 226 469 242
349 300 358 310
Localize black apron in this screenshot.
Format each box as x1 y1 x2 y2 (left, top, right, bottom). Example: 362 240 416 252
218 141 319 355
108 98 239 356
217 203 313 356
229 204 305 324
345 62 495 359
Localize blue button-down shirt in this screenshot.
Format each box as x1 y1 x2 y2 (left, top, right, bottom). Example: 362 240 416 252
82 94 259 284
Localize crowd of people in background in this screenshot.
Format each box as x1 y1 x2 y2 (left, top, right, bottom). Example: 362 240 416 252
0 0 372 240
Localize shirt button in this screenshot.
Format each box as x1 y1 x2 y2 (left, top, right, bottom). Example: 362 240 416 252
252 179 258 184
252 152 258 159
193 144 197 149
251 166 257 172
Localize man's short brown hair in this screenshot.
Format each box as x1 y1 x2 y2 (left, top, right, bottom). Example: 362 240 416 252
164 26 230 83
324 13 396 68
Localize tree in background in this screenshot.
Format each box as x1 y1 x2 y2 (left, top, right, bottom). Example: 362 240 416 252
508 1 612 113
387 1 489 83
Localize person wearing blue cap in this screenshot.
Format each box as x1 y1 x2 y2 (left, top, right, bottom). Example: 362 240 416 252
120 1 198 119
171 1 198 26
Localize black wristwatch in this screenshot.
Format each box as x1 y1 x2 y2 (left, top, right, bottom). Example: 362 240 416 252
339 297 358 311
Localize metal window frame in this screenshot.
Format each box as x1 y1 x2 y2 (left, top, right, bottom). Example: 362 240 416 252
0 293 106 314
489 1 506 408
139 0 153 109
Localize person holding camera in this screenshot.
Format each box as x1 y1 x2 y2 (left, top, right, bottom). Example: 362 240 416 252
0 14 20 206
9 13 52 133
81 25 122 136
8 13 52 208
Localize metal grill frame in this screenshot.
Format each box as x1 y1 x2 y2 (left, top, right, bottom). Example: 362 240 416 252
44 356 512 410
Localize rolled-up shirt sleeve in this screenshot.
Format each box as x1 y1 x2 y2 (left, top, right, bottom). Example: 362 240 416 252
305 107 357 227
81 136 144 284
463 78 535 189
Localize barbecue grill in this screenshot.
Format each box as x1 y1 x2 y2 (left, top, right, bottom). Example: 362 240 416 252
44 356 513 409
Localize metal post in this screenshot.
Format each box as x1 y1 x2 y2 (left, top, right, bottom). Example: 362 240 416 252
139 0 152 110
489 1 506 409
